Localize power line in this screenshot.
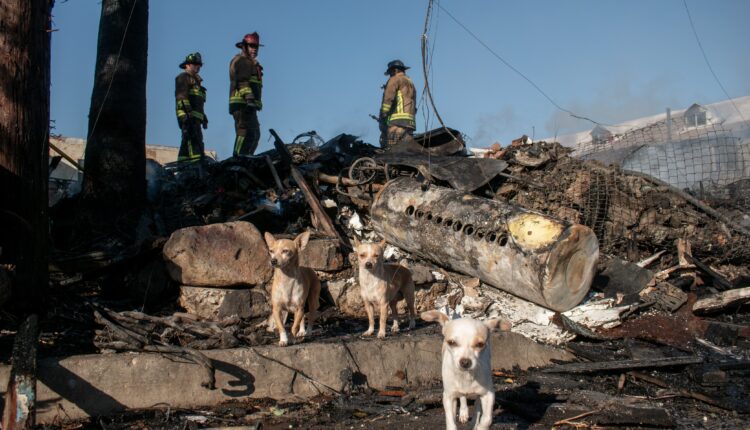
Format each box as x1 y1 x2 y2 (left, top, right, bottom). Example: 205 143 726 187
682 0 747 125
435 1 612 128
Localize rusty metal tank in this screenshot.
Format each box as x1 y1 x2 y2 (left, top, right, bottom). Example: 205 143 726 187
370 177 599 311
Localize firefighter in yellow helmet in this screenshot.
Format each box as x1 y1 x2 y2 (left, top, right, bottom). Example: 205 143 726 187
175 52 207 163
229 32 264 156
379 60 417 149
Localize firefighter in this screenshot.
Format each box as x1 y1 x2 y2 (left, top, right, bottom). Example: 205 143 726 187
379 59 417 149
175 52 207 163
229 32 264 156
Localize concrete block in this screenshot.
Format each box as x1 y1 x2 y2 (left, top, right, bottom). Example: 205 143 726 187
0 333 571 424
299 238 344 272
179 286 270 320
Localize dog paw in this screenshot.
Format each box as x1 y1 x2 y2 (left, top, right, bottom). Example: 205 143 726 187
458 407 469 423
278 339 288 347
362 329 374 337
391 326 400 334
295 328 307 338
377 331 386 339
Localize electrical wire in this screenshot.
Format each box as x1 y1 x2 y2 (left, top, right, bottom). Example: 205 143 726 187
434 1 613 128
682 0 747 125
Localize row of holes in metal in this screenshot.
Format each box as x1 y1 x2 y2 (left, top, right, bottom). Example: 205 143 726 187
405 205 509 246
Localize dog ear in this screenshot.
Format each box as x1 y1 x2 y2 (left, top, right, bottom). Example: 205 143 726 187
264 232 276 248
484 318 512 332
421 310 449 326
352 236 361 249
378 238 386 249
295 230 311 250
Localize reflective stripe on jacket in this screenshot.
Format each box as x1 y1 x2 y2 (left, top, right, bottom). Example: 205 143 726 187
380 73 416 129
175 72 206 121
229 54 263 113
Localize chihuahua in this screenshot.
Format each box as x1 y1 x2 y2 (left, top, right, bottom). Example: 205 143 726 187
354 238 416 339
421 310 511 430
264 231 321 347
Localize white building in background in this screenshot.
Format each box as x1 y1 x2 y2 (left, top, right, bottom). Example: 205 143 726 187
48 136 217 205
549 96 750 192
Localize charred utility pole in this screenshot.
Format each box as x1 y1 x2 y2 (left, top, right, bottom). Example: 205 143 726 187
81 0 148 229
0 0 53 311
0 1 53 428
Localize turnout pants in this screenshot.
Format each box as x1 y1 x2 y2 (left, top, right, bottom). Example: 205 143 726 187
381 125 416 150
178 120 204 163
232 107 260 156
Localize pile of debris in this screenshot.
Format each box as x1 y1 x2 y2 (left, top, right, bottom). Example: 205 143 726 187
3 127 749 428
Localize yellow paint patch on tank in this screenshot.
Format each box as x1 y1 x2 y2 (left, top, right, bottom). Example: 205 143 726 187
507 213 564 251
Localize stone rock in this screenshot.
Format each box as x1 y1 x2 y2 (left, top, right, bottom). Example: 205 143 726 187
163 221 272 287
325 277 448 318
299 238 344 271
409 262 436 285
179 286 270 320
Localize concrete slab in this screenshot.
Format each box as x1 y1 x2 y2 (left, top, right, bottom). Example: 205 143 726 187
0 332 571 424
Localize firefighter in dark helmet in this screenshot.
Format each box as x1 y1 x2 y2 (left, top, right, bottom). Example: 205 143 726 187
175 52 207 163
229 32 264 156
379 59 417 149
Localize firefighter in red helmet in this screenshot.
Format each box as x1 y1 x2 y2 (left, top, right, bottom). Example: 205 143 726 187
175 52 207 163
229 32 264 156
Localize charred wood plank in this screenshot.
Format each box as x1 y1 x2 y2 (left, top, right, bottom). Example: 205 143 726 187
693 286 750 314
269 129 347 247
290 166 343 242
545 402 673 428
269 128 292 168
542 356 703 374
2 314 39 430
628 371 736 411
685 254 734 291
264 155 285 193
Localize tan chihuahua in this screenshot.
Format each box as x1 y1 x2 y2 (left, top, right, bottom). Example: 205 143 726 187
421 310 511 430
264 231 321 347
354 238 416 339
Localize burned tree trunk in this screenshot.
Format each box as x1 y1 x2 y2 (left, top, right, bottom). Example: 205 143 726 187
0 0 53 312
371 177 599 311
81 0 148 223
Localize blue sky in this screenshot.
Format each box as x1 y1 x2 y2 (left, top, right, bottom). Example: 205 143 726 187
50 0 750 159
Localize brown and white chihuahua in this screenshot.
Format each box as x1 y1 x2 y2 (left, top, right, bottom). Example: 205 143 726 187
354 238 416 339
264 231 321 347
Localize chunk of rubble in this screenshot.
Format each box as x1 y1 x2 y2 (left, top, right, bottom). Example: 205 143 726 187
432 282 575 345
561 298 636 330
178 286 270 320
325 277 449 317
163 221 272 287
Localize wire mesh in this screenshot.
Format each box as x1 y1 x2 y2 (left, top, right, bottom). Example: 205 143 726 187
506 117 750 265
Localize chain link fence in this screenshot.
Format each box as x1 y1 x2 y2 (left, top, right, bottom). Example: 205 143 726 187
503 117 750 265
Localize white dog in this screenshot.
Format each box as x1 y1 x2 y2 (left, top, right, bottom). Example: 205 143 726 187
422 310 511 430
